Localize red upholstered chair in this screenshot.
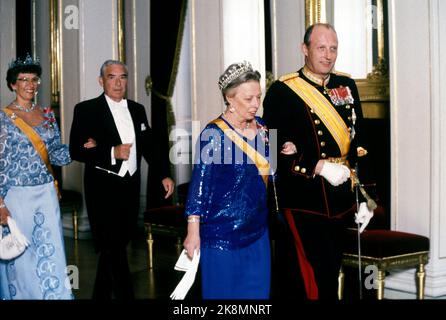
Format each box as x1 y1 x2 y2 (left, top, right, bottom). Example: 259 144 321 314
338 206 430 299
143 205 186 269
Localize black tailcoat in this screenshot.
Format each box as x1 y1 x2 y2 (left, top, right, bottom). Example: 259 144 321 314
69 93 169 250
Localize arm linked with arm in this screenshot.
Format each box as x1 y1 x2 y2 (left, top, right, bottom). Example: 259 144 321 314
263 81 320 178
69 104 116 167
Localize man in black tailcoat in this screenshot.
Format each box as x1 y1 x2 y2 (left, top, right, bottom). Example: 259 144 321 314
69 60 175 299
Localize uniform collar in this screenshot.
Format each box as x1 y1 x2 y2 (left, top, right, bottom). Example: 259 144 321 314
301 65 331 87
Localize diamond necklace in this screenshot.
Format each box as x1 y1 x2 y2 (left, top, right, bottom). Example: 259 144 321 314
11 101 36 113
223 112 251 131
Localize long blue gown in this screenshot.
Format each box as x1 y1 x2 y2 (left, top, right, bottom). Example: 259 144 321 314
185 115 271 299
0 107 73 299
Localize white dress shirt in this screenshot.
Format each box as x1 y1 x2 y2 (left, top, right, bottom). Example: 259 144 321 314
105 94 137 177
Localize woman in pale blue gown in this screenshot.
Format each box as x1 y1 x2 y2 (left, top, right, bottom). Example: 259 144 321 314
0 55 74 299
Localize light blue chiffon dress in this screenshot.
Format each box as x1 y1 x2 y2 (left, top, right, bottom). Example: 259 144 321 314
0 108 73 300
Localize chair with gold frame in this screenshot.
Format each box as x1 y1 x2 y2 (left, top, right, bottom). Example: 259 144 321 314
338 218 430 300
59 189 82 240
143 204 186 270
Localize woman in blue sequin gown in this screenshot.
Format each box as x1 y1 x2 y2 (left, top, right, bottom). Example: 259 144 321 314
0 55 74 299
183 62 271 299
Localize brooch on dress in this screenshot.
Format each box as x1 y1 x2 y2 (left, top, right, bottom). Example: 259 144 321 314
42 107 56 130
327 86 354 106
257 123 269 145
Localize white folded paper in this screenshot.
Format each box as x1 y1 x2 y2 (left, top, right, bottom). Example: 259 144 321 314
170 249 200 300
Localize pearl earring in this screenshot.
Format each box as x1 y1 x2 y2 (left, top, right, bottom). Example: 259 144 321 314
229 106 235 113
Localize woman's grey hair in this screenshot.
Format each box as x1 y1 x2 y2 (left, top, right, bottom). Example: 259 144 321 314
99 60 128 77
219 61 261 106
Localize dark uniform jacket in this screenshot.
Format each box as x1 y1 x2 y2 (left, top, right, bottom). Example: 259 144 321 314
263 68 366 217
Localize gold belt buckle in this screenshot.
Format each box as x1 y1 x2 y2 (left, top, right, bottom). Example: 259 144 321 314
327 157 347 165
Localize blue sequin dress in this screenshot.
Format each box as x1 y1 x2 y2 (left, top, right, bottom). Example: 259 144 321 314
185 115 271 299
0 107 73 300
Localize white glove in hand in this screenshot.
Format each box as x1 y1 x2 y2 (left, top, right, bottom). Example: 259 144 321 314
319 161 351 186
170 249 200 300
174 249 194 272
355 202 374 233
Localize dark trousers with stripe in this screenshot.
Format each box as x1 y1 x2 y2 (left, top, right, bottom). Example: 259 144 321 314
273 211 347 300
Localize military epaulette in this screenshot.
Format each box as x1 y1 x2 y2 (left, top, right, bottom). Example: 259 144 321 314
332 70 352 78
279 72 299 82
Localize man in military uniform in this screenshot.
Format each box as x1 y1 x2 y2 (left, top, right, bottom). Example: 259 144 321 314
263 23 373 299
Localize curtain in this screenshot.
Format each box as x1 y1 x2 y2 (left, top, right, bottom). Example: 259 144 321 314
147 0 188 209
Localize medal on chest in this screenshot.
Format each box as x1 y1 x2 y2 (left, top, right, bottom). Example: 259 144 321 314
327 86 354 106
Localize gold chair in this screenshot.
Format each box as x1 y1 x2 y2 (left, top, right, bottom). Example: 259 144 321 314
143 205 186 269
338 228 429 299
59 189 82 240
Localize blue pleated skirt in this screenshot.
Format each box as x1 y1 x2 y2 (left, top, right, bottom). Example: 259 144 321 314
200 229 271 299
0 182 73 300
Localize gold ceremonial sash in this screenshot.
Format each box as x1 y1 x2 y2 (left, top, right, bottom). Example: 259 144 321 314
211 118 270 186
282 75 350 156
3 108 61 200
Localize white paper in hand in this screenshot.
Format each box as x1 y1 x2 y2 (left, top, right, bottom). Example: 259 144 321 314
170 249 200 300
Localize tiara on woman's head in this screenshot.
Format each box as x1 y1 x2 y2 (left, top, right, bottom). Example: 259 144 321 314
218 61 253 91
8 53 40 69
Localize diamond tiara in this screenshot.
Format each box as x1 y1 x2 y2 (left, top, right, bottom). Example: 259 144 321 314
8 53 40 69
218 61 254 91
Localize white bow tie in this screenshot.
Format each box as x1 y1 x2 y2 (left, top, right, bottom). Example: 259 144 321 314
111 99 126 109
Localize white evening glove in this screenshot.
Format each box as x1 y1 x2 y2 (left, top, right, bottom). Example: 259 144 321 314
355 202 374 233
174 249 195 272
319 161 351 186
170 249 200 300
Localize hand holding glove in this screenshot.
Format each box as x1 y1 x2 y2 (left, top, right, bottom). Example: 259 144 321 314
319 161 351 186
170 249 200 300
355 202 374 233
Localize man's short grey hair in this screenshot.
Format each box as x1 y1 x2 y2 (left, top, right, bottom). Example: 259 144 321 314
303 23 337 46
99 60 128 77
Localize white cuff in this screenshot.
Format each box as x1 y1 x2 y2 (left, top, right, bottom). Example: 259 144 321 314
111 147 116 165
